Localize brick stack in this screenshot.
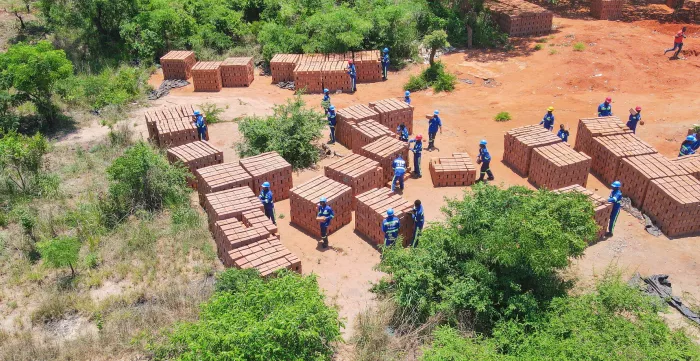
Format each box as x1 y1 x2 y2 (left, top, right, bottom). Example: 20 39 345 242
270 54 300 83
359 136 410 184
239 152 293 202
326 52 354 62
528 143 592 190
642 175 700 237
336 104 380 149
486 0 553 37
289 176 353 237
166 141 224 188
153 118 198 148
213 214 276 265
351 120 394 153
322 61 351 93
192 61 223 92
228 234 302 276
220 57 254 87
160 51 196 80
241 209 279 235
354 50 382 83
503 125 562 176
369 98 414 135
195 163 253 206
617 153 687 208
324 154 384 209
554 185 612 241
590 0 624 20
299 53 326 62
429 153 477 187
591 134 657 185
355 188 415 246
203 187 261 232
574 117 631 158
671 153 700 179
293 61 324 93
145 105 195 140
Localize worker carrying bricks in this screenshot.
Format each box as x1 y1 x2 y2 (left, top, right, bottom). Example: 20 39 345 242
679 135 696 157
193 110 208 141
382 48 390 80
426 110 442 150
347 60 357 92
606 181 622 237
317 197 334 248
410 199 424 248
477 139 495 182
397 123 409 142
392 154 407 192
540 106 555 131
627 106 644 134
598 97 613 117
382 208 400 247
322 89 331 115
404 90 411 105
557 124 569 143
664 27 687 59
409 134 423 178
327 105 337 144
259 182 276 225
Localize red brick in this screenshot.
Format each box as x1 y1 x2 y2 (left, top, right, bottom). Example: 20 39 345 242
503 124 561 176
166 141 224 188
671 153 700 180
351 120 394 153
221 57 254 87
429 153 477 187
617 153 687 208
574 117 631 159
486 0 553 36
590 0 624 20
368 98 414 135
355 188 415 246
642 175 700 237
289 176 353 237
192 61 223 92
195 163 253 206
336 104 380 149
144 105 195 140
591 134 657 185
358 136 410 184
270 54 301 83
324 154 383 209
528 143 591 190
160 51 196 80
239 152 293 202
204 187 261 233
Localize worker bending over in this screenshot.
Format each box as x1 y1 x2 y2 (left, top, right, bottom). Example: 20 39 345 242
679 135 696 157
557 124 569 143
392 154 407 192
397 123 409 142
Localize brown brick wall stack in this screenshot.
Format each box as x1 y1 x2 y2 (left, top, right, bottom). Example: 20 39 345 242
166 141 224 188
351 120 394 153
192 61 223 92
617 153 687 208
228 234 302 276
591 0 624 20
326 52 354 62
239 152 293 202
220 57 254 87
153 118 198 148
195 163 253 206
213 215 276 266
270 54 300 83
355 188 415 246
503 125 562 176
591 134 657 185
336 104 380 149
554 185 612 241
354 50 382 83
369 98 414 135
204 187 261 232
145 105 195 140
671 153 700 179
528 142 591 190
359 136 410 184
429 153 477 187
293 61 324 94
289 176 353 237
486 0 553 36
322 60 351 93
642 175 700 237
574 117 631 158
324 154 383 209
160 51 196 80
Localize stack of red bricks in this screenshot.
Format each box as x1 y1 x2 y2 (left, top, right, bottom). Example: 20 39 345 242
160 51 196 80
212 213 277 266
195 163 253 206
336 104 380 149
671 153 700 179
239 152 293 202
326 52 354 62
503 125 562 176
369 98 414 135
359 136 410 184
289 176 353 237
429 153 477 187
293 61 324 93
554 185 612 241
355 188 415 246
354 50 382 83
192 61 223 92
324 154 383 209
574 117 631 158
227 233 302 276
590 0 624 20
145 105 195 140
203 186 261 232
617 153 688 208
220 57 254 87
270 54 300 83
322 61 351 93
591 134 657 185
167 141 224 188
642 175 700 237
486 0 553 36
528 142 592 190
154 118 198 148
351 120 394 153
269 52 382 88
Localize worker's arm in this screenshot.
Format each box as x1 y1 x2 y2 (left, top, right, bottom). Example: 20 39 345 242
328 208 335 220
382 221 387 233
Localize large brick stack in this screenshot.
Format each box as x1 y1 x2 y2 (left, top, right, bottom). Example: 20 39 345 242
429 153 477 187
227 234 302 276
212 213 276 265
359 136 410 184
145 105 195 140
642 175 700 237
503 125 561 176
289 176 353 237
153 118 198 148
322 61 351 93
528 143 591 190
369 98 414 135
160 51 196 80
486 0 553 37
195 163 253 206
617 153 687 208
554 185 612 241
192 61 223 92
324 154 383 209
270 52 382 86
354 50 382 83
573 117 631 158
293 61 324 93
351 120 394 153
239 152 293 202
204 187 261 232
326 52 354 62
336 104 380 149
166 141 224 188
355 188 415 246
591 134 657 185
591 0 624 20
270 54 300 83
671 153 700 179
220 57 254 87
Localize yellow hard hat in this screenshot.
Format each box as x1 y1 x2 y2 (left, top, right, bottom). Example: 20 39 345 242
547 106 554 112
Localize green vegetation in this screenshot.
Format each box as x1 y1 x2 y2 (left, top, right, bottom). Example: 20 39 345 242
404 62 457 93
37 236 81 277
494 111 511 121
549 49 558 55
534 44 543 51
424 30 449 66
57 66 151 112
573 42 586 51
198 103 227 124
0 131 50 195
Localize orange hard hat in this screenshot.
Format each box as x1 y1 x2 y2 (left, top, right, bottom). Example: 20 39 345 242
635 106 642 111
416 134 423 140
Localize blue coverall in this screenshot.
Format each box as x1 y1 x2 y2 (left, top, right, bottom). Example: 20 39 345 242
428 116 442 149
404 96 411 105
607 188 622 234
318 204 334 247
679 141 696 157
195 114 207 141
478 147 494 181
327 109 337 143
397 126 409 142
382 53 389 80
693 134 700 151
259 189 276 225
382 215 400 246
627 113 641 134
392 157 407 192
557 129 569 143
411 205 424 248
598 102 612 117
540 112 554 131
409 138 422 176
322 94 331 115
348 64 357 92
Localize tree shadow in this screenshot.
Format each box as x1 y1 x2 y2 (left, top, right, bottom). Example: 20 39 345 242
7 21 50 45
13 114 78 138
528 0 691 23
463 30 563 63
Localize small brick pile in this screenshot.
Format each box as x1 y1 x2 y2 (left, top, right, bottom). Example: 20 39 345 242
204 186 261 232
369 98 414 135
213 213 276 265
145 104 195 140
359 136 410 184
228 234 302 276
153 118 198 148
355 188 415 246
322 61 352 93
503 125 561 176
591 0 624 20
528 142 591 190
354 50 382 83
554 185 612 241
324 154 383 209
671 153 700 179
591 134 657 185
166 141 224 188
573 117 631 158
220 57 254 87
616 153 687 208
289 176 353 237
239 152 293 202
270 54 300 83
642 175 700 237
336 104 380 149
160 51 196 80
486 0 553 36
429 153 477 187
351 120 394 153
195 163 253 206
293 61 324 94
192 61 223 92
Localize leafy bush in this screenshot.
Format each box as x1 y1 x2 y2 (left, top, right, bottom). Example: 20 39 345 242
573 42 586 51
57 66 150 111
433 71 456 92
0 131 50 195
468 11 507 48
236 94 326 170
423 30 449 65
533 44 543 50
494 112 511 122
37 236 81 277
549 49 557 55
150 269 343 360
198 103 227 124
404 74 429 92
403 61 456 93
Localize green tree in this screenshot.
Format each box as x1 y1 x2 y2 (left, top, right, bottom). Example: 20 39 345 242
423 29 449 65
37 236 81 277
0 131 49 194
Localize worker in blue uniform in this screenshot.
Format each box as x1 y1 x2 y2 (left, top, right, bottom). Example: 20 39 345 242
692 133 700 151
627 106 643 134
382 48 389 80
392 154 407 192
347 60 357 92
382 208 400 247
540 106 555 131
428 110 442 150
327 105 337 144
317 197 334 248
193 110 207 141
557 124 569 143
477 139 495 182
606 181 622 237
411 200 424 248
259 182 276 225
322 89 331 115
409 134 423 177
397 123 409 142
404 90 411 105
598 97 613 117
679 135 696 157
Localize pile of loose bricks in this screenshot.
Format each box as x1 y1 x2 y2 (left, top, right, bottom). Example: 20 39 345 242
144 105 197 147
486 0 553 36
159 50 255 91
429 153 477 187
590 0 624 20
554 185 612 241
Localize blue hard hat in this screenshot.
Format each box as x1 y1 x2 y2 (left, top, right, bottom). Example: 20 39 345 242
611 181 621 188
262 182 270 188
480 139 487 145
383 48 389 53
324 88 329 93
434 110 439 115
387 208 394 216
405 91 410 96
320 197 327 202
329 105 335 111
687 135 697 142
194 110 201 115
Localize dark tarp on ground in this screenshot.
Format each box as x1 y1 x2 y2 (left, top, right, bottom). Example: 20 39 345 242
631 273 700 325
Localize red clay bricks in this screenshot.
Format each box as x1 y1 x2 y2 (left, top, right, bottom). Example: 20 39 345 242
642 175 700 237
369 98 414 135
322 60 352 93
355 188 415 246
192 61 223 92
336 104 380 149
324 154 383 209
145 104 195 140
294 61 324 94
429 153 477 187
221 57 254 87
351 120 394 153
617 153 687 208
239 152 293 202
270 52 382 86
671 153 700 180
574 117 631 158
213 215 275 265
153 117 198 148
270 54 300 83
289 176 353 237
354 50 382 83
503 125 562 176
529 143 591 190
554 185 612 241
195 163 253 206
227 234 302 277
204 186 262 232
160 51 196 80
166 141 224 188
591 0 624 20
590 134 657 185
358 136 410 184
487 0 553 36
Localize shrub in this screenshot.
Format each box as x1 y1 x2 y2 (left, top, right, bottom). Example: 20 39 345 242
468 11 507 48
37 236 81 277
0 131 50 195
57 66 151 111
424 30 449 65
433 71 456 92
549 49 557 55
573 42 586 51
494 112 511 122
404 74 429 92
534 44 543 50
403 62 456 93
198 102 227 124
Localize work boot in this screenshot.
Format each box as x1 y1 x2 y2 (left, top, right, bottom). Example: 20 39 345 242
322 237 328 248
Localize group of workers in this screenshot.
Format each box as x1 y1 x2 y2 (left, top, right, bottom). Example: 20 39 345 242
345 48 391 92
